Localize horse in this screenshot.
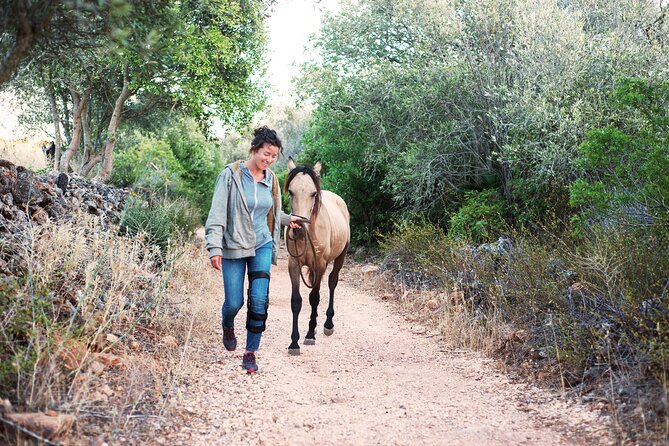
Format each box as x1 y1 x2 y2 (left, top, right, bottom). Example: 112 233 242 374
42 141 55 165
284 158 350 355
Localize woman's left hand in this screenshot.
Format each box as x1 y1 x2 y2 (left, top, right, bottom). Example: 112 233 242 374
288 215 303 229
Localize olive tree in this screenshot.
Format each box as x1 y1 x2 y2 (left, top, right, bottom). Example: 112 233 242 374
299 0 669 235
10 0 271 181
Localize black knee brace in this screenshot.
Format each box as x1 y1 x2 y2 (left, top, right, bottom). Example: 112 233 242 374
246 270 270 333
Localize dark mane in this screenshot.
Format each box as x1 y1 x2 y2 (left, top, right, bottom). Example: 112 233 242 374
285 165 322 221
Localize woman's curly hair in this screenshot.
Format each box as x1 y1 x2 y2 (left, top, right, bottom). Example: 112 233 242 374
250 126 282 153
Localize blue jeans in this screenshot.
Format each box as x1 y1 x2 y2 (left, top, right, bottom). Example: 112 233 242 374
221 242 272 352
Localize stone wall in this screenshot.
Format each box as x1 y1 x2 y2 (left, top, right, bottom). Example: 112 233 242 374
0 159 130 276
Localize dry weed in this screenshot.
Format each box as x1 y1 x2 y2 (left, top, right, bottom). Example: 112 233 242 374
0 213 216 444
346 263 511 355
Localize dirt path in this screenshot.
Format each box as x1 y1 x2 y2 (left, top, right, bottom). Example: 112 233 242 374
161 249 613 446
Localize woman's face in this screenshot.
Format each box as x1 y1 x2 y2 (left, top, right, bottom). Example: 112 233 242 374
251 143 280 170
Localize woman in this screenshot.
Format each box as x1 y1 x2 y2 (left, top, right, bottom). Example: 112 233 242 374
205 126 300 374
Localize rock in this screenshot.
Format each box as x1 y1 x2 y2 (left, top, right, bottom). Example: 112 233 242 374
506 329 529 343
426 299 440 310
99 384 114 397
105 333 120 345
361 264 379 276
129 340 142 351
88 361 106 376
447 290 465 304
1 398 13 413
58 339 88 371
95 353 125 369
30 207 49 225
1 192 13 205
13 167 46 206
0 161 17 195
5 411 75 440
56 173 68 191
162 335 179 349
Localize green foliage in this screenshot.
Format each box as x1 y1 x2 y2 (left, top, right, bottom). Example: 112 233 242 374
379 219 457 289
570 78 669 233
448 189 507 243
299 108 396 245
119 197 200 257
112 137 186 195
111 117 224 222
11 0 267 182
163 119 225 220
380 220 669 393
275 169 290 213
300 0 669 237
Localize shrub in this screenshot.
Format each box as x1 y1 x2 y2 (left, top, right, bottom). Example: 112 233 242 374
164 119 224 222
111 137 186 198
571 78 669 236
379 219 455 289
119 198 200 258
379 217 669 438
448 189 507 243
111 118 224 224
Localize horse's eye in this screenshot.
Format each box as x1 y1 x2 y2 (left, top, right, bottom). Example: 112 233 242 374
288 190 293 196
311 192 317 198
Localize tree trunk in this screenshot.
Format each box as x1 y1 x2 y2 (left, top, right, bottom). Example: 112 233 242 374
45 73 63 170
94 66 132 183
79 102 92 171
59 85 91 172
60 89 72 143
0 1 55 87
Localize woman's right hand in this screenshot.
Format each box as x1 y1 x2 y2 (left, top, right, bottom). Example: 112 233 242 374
210 255 222 271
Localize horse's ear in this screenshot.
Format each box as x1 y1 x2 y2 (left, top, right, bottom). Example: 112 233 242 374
314 161 322 176
287 157 296 171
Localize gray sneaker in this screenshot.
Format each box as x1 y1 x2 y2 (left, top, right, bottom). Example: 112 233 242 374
242 352 258 374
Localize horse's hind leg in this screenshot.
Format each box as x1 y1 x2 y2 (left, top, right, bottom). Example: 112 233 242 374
324 244 348 336
304 279 321 345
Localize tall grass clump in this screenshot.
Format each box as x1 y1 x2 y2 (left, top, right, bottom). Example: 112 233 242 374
0 208 209 443
379 219 511 351
379 219 669 442
119 197 201 259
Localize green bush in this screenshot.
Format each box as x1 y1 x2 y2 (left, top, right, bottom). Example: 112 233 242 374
164 118 224 222
448 189 507 243
111 137 186 197
570 78 669 236
111 118 224 224
119 197 199 257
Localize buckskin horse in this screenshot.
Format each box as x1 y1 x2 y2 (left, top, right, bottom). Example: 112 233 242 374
284 158 350 355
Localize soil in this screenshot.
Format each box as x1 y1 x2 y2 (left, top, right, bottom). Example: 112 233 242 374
159 249 615 446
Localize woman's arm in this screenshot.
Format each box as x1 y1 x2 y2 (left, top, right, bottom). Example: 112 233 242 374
205 169 231 259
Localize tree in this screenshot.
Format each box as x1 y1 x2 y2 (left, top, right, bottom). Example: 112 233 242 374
10 0 271 181
298 0 669 238
570 78 669 232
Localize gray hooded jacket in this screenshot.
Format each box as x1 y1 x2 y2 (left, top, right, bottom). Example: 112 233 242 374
205 160 290 265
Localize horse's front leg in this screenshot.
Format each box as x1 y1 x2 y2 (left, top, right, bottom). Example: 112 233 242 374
304 275 322 345
288 258 302 355
324 245 348 336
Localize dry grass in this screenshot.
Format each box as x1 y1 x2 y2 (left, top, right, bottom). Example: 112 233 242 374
0 213 218 444
370 220 669 445
346 265 512 355
0 138 49 170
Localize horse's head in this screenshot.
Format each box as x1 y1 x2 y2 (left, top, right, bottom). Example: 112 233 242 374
285 158 322 223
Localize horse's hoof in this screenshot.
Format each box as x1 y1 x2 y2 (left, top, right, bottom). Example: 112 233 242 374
323 327 334 336
304 338 316 345
288 347 301 356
